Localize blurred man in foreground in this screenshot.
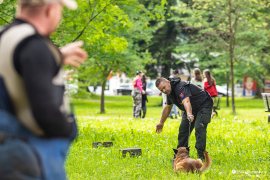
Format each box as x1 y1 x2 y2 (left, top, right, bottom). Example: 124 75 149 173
0 0 87 179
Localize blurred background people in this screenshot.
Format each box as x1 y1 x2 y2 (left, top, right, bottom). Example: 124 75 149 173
203 69 218 117
132 71 145 118
203 69 218 99
141 74 148 118
168 70 180 119
191 68 203 88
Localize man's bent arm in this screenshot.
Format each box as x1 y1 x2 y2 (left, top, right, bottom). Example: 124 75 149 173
156 104 172 133
182 97 192 115
160 104 172 124
182 97 194 122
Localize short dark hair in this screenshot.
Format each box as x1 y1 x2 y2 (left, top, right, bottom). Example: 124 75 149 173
136 70 142 75
155 77 166 87
173 69 179 75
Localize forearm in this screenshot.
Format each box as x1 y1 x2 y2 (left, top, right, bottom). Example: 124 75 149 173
159 105 172 124
182 98 192 115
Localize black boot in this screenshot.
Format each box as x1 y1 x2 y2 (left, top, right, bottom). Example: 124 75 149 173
142 110 146 118
198 151 205 161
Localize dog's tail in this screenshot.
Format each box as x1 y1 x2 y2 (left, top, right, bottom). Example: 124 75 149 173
199 151 211 172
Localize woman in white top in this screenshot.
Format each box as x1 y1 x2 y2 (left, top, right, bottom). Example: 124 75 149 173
191 68 203 88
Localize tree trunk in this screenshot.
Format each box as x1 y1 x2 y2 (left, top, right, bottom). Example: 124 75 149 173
228 0 236 115
100 79 106 114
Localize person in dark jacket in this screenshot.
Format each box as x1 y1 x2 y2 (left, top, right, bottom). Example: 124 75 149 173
141 74 148 118
155 77 213 160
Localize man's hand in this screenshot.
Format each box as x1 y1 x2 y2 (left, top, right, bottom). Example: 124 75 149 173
156 122 164 133
187 113 194 122
60 41 88 67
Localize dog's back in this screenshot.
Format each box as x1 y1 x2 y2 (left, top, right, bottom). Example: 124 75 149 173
174 148 211 173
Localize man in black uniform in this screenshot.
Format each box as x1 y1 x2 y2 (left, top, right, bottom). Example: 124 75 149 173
155 77 213 160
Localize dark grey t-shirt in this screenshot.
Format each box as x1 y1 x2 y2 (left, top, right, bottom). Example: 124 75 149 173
167 81 213 113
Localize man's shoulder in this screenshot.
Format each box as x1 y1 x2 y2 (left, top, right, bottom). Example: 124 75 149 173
1 21 48 51
175 81 189 88
15 34 52 60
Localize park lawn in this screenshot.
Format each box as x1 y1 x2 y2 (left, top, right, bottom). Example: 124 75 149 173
66 95 269 180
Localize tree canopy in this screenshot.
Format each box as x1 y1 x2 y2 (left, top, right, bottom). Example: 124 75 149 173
1 0 270 114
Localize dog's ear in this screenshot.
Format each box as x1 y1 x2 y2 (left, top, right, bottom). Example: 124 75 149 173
173 148 178 154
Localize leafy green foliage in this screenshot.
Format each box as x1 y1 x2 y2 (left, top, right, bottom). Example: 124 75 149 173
171 0 270 86
53 0 167 112
0 0 16 25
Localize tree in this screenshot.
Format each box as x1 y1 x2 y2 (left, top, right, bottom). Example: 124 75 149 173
0 0 166 114
171 0 270 114
142 0 182 78
54 0 166 113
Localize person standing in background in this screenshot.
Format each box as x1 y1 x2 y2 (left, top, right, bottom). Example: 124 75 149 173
0 0 87 179
203 69 218 117
191 68 203 88
141 74 148 118
203 69 218 99
132 71 145 118
169 70 180 119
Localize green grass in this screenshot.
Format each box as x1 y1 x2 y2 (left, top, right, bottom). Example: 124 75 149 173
66 96 270 179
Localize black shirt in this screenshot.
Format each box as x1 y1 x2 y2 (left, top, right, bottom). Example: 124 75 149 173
1 19 72 138
167 80 213 113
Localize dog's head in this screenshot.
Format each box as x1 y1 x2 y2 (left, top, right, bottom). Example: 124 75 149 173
173 147 189 157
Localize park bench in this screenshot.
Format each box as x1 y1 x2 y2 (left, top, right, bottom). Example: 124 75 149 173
261 93 270 123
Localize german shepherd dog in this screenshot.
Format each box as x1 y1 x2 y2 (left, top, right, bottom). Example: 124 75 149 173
173 147 211 173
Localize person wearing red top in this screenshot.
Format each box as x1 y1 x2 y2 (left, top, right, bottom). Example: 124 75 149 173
203 69 218 118
132 71 145 118
203 69 218 98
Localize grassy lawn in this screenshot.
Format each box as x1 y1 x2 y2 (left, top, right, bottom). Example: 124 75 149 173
66 95 269 179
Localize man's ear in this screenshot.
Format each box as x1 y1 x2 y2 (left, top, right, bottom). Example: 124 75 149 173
44 4 51 17
45 4 57 19
173 148 178 154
